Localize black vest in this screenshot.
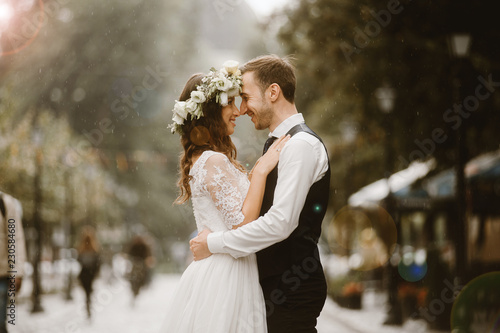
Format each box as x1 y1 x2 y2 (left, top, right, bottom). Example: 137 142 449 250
256 123 331 280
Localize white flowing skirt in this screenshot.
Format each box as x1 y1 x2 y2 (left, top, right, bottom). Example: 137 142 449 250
161 253 267 333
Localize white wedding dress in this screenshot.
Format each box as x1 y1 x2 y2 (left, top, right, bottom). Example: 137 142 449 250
161 151 267 333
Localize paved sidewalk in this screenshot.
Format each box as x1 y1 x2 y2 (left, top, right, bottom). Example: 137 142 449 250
9 274 447 333
11 275 173 333
317 291 447 333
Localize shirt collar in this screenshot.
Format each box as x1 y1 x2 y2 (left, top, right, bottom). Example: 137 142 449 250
269 113 305 138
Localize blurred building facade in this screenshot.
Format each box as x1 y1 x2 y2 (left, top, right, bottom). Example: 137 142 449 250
345 149 500 329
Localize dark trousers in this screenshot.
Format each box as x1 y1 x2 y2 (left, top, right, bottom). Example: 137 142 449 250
79 277 94 317
260 268 327 333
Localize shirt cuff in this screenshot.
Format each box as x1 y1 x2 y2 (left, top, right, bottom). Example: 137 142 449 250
207 231 225 254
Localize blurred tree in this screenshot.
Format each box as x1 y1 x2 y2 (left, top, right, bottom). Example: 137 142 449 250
1 0 268 266
276 0 500 210
1 0 196 253
0 102 123 243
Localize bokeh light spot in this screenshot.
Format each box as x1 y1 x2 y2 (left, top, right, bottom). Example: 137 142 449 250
398 261 427 282
313 203 322 213
190 126 210 146
451 272 500 332
328 206 371 251
0 3 13 22
57 8 74 23
72 87 86 102
0 0 44 56
50 88 62 102
327 205 397 271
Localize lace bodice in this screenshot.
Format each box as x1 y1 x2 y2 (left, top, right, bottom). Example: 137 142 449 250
189 151 250 232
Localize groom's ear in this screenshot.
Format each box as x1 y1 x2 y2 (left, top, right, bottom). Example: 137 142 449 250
268 83 281 102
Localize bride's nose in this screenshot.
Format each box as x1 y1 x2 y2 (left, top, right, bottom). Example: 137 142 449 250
233 104 240 117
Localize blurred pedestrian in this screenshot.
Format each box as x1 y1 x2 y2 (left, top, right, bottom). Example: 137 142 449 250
0 192 27 333
76 226 101 318
126 235 154 302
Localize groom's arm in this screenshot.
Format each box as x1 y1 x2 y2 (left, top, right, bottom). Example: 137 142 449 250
205 134 328 259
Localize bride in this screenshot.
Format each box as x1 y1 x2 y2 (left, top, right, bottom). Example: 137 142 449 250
161 61 289 332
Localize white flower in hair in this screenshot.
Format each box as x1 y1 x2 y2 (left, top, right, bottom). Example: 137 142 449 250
192 104 203 118
190 90 206 104
173 101 188 120
219 92 228 106
172 113 184 125
215 77 233 92
169 60 242 134
185 100 198 113
223 60 239 75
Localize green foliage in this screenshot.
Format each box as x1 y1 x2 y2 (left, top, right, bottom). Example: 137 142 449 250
0 103 123 237
1 0 267 265
1 0 197 251
276 0 500 210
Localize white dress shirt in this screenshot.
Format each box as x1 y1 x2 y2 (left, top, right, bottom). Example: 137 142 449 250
207 113 329 258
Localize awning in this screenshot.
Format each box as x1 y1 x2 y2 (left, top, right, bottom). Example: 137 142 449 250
348 159 436 208
348 149 500 212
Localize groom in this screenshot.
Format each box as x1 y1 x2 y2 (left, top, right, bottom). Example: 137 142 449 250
190 55 331 332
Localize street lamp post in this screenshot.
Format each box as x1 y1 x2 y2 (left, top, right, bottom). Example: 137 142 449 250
375 84 400 325
448 33 471 286
375 86 396 180
339 118 358 205
85 165 97 227
31 125 44 313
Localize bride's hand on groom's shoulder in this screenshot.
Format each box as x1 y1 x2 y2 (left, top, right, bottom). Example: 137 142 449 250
190 229 212 261
253 134 290 176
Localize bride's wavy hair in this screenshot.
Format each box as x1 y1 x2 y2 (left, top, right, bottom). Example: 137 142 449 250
174 73 244 205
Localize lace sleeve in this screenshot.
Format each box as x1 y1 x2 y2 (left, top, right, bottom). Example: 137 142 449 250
203 153 245 228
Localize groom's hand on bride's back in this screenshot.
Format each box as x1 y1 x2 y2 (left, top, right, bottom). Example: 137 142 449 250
190 229 212 261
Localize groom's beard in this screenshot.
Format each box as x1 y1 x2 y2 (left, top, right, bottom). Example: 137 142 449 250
254 100 274 130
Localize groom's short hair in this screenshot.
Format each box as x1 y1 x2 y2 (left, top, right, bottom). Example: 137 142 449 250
241 55 296 103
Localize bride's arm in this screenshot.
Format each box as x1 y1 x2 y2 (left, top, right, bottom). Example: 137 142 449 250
235 167 267 229
233 135 290 229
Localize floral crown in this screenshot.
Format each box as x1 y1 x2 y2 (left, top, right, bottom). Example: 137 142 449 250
169 60 243 134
